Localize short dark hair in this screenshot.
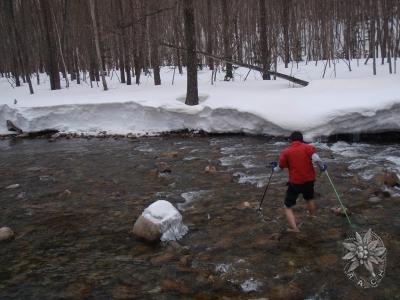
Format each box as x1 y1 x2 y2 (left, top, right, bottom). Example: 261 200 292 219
290 131 303 142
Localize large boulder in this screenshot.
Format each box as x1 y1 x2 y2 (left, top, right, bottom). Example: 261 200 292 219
132 200 188 242
0 227 14 241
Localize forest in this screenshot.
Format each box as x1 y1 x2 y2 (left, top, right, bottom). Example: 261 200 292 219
0 0 399 104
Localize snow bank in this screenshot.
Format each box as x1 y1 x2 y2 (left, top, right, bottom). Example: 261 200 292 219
1 60 400 138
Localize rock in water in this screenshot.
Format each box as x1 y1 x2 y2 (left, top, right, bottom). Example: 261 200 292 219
374 170 400 187
5 184 20 189
0 227 14 241
132 215 162 242
368 196 382 203
132 200 188 242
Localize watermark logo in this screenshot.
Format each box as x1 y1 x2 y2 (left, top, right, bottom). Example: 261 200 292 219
342 229 387 288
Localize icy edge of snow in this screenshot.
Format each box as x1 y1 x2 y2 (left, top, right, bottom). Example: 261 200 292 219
1 101 400 139
0 101 288 136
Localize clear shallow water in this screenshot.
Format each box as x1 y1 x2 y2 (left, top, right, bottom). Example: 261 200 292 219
0 137 399 299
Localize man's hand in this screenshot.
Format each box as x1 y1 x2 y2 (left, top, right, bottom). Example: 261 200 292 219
320 163 327 172
270 161 278 171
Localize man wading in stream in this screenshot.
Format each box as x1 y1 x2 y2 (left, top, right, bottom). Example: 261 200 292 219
271 131 327 232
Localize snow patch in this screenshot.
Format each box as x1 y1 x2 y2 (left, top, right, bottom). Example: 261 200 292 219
142 200 188 241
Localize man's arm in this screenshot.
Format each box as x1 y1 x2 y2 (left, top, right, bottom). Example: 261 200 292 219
271 153 287 172
312 153 327 171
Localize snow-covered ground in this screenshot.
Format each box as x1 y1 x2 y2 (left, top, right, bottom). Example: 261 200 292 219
1 59 399 139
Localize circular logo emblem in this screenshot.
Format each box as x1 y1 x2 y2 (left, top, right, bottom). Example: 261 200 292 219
342 229 387 288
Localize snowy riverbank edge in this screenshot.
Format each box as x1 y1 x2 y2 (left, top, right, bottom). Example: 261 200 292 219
1 100 400 140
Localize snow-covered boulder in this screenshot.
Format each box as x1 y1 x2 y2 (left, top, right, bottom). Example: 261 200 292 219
132 200 188 242
0 227 14 241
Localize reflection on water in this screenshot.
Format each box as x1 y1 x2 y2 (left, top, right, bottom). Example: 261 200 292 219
0 137 399 299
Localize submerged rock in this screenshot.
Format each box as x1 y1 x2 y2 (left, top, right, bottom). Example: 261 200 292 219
204 165 217 173
161 151 179 159
374 170 399 187
5 184 20 189
0 227 14 241
368 196 382 203
156 162 171 173
330 206 350 216
132 200 188 242
269 283 303 300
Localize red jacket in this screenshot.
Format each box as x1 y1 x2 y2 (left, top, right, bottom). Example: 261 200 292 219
279 141 316 184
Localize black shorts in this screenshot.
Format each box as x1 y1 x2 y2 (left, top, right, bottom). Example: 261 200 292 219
284 181 315 208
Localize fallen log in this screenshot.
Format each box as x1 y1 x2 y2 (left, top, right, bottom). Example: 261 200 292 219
6 120 23 134
160 42 309 87
6 120 59 138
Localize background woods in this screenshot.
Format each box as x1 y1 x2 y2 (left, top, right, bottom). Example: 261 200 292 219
0 0 399 95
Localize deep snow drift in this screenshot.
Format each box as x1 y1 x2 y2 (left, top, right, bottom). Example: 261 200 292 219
1 59 399 139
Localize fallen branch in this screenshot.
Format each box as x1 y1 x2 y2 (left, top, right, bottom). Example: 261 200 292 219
160 42 309 87
6 120 59 138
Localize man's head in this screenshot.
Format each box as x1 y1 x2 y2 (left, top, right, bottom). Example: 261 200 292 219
289 131 303 142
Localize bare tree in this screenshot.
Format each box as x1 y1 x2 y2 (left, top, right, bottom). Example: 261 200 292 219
88 0 108 90
183 0 199 105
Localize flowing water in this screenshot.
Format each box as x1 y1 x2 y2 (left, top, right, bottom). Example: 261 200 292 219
0 136 399 299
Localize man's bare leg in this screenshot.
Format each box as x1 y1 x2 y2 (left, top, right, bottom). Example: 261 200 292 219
284 207 300 232
307 200 316 216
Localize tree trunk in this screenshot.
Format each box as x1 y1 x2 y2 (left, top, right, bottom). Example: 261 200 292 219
221 0 233 80
183 0 199 106
40 0 61 90
206 0 214 70
88 0 107 90
117 0 126 84
258 0 271 80
282 0 291 68
149 0 161 85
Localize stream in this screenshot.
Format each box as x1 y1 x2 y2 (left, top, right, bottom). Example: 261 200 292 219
1 136 399 299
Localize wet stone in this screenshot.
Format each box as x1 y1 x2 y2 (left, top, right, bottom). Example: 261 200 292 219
16 192 26 199
204 165 217 173
368 196 382 203
156 162 171 173
0 227 14 241
64 280 92 299
111 285 137 299
5 184 20 189
374 170 399 187
315 253 339 269
161 151 179 159
161 279 190 294
150 252 175 266
268 283 304 300
39 175 56 182
325 228 343 240
132 215 161 242
215 237 233 250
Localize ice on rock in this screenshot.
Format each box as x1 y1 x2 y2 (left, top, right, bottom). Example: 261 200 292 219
240 278 262 292
136 200 188 242
215 263 233 275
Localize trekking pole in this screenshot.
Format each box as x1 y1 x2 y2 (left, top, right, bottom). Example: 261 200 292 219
257 169 274 211
325 170 355 228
